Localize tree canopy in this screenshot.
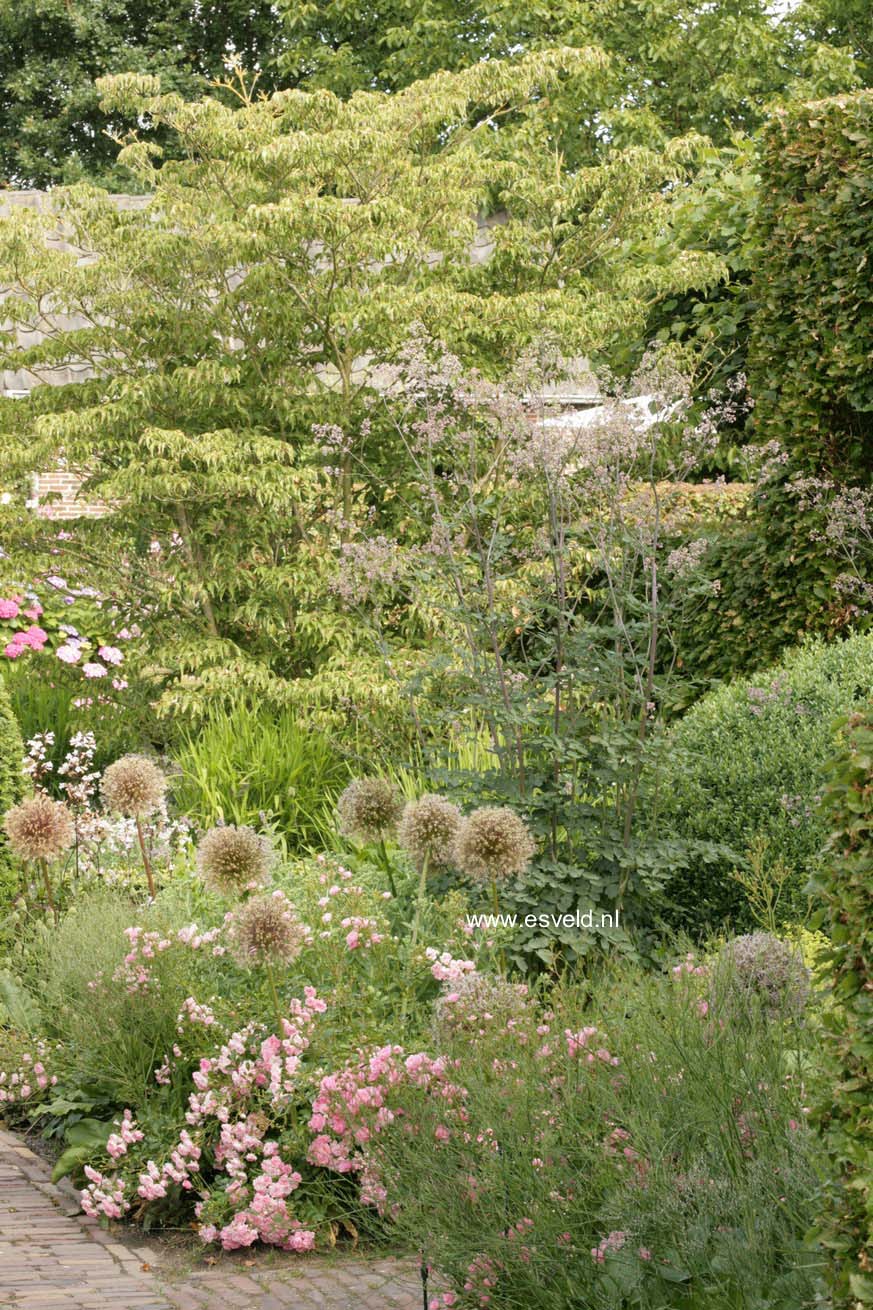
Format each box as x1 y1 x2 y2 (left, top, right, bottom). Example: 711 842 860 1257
0 0 866 187
0 56 719 710
0 0 280 187
276 0 861 154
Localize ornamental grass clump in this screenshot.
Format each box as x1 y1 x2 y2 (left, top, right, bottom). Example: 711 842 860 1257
100 754 168 899
4 792 74 919
714 931 810 1020
226 890 310 1030
195 824 273 899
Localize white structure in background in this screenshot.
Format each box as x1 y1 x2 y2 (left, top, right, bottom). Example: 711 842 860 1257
538 393 680 431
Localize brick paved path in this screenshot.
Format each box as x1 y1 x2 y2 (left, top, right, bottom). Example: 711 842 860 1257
0 1130 424 1310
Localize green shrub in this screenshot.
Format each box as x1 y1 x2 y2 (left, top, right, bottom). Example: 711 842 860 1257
673 481 857 683
18 894 190 1108
811 706 873 1306
172 704 350 853
648 632 873 932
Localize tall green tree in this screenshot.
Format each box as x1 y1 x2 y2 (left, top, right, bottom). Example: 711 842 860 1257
0 55 719 713
2 0 862 188
278 0 861 155
0 0 281 187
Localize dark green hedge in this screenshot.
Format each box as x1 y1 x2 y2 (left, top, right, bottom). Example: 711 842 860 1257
748 91 873 477
812 707 873 1306
676 92 873 683
674 479 857 682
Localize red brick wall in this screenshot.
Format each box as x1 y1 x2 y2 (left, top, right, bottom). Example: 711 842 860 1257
31 470 107 520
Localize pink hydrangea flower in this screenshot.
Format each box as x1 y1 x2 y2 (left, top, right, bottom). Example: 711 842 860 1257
0 599 20 619
56 644 81 664
22 625 48 648
82 662 107 678
98 645 123 665
4 641 24 659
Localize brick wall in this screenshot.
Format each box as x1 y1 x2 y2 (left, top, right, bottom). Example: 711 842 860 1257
30 469 107 520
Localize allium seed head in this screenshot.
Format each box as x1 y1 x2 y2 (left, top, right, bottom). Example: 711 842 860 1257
226 891 310 969
195 824 273 898
101 754 167 817
336 778 402 843
715 932 810 1019
4 793 75 863
434 971 531 1044
398 794 461 873
454 806 534 882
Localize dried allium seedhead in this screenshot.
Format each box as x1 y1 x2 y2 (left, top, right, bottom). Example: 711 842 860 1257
715 932 810 1019
398 794 461 873
434 971 531 1044
226 891 310 969
4 793 75 863
454 806 535 882
195 824 273 897
101 754 167 817
336 778 402 843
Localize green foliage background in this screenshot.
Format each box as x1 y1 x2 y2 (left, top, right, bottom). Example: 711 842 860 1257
748 91 873 478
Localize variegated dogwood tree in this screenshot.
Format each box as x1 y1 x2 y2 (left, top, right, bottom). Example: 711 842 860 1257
0 53 719 717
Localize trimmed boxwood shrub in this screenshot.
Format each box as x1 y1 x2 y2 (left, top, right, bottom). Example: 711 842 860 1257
812 707 873 1306
647 632 873 931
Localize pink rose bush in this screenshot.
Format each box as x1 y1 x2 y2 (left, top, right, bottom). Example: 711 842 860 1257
0 852 490 1257
77 989 327 1249
0 1042 58 1106
308 1044 467 1212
